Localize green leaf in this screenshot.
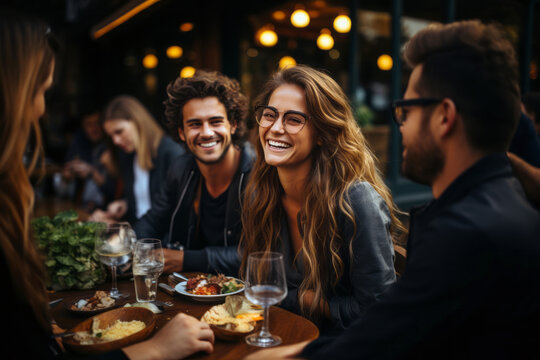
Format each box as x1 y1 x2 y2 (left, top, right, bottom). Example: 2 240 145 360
45 259 56 267
32 211 107 290
57 268 71 276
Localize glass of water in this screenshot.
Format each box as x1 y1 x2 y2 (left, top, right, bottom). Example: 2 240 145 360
244 251 288 347
95 223 132 298
133 238 164 302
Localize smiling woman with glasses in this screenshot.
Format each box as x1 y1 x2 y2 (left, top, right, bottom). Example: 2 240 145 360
241 65 406 334
391 98 443 126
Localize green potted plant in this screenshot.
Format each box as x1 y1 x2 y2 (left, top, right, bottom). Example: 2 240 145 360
32 210 107 290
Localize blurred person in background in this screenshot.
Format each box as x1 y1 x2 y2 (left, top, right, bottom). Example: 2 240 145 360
240 65 403 334
0 8 214 359
90 95 185 225
55 108 114 211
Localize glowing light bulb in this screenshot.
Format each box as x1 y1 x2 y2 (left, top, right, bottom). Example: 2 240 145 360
180 22 194 32
333 15 351 33
317 29 334 50
377 54 393 71
166 46 183 59
291 9 310 28
180 66 196 78
259 29 278 47
279 56 296 69
142 54 158 69
272 10 287 21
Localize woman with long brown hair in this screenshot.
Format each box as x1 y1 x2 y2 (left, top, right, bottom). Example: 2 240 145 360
90 95 185 224
241 65 404 333
1 8 213 359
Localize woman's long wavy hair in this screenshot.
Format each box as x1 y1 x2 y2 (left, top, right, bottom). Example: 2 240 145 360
0 10 57 331
103 95 164 171
240 65 405 322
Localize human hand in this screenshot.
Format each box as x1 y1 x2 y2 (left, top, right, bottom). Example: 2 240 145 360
243 341 310 360
106 200 127 219
69 160 93 178
162 248 184 273
123 313 214 360
88 209 117 224
51 323 66 352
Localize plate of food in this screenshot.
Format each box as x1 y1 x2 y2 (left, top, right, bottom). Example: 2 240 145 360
201 295 263 341
174 273 245 302
64 291 124 315
62 307 155 354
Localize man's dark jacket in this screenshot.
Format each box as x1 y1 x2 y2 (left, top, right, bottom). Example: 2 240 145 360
302 153 540 359
133 143 255 276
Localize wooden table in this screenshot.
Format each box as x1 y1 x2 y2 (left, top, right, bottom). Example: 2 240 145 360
49 276 319 360
34 196 90 221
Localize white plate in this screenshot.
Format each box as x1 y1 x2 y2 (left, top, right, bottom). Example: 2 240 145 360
174 278 245 302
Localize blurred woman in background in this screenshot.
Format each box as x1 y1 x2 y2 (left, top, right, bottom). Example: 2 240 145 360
90 95 185 225
0 8 212 359
241 65 405 334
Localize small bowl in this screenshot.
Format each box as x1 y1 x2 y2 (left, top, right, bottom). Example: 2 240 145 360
64 292 125 316
210 322 259 341
63 307 155 354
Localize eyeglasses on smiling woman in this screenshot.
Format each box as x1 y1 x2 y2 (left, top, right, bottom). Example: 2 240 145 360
391 98 443 126
255 105 310 134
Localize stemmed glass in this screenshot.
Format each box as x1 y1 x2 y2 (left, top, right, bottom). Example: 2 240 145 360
95 223 132 298
132 238 164 302
244 252 288 347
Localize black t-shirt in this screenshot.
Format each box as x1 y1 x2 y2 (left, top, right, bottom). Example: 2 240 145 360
196 181 229 249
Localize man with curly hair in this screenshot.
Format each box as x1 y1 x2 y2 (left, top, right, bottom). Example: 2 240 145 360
134 70 255 275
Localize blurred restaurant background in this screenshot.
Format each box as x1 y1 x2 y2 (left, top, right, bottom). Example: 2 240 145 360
9 0 540 210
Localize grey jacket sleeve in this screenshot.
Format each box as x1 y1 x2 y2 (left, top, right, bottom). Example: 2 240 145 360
328 182 396 329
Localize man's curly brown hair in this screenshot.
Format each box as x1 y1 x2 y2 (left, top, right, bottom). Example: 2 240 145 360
163 70 248 145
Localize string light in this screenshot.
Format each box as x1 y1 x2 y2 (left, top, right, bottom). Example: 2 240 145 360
142 53 158 69
180 66 196 78
317 29 334 50
291 9 310 28
377 54 393 71
257 26 278 47
166 46 183 59
333 15 351 33
279 56 297 69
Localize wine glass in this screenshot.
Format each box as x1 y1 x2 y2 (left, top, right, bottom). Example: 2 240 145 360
244 251 288 347
95 223 132 298
133 238 164 302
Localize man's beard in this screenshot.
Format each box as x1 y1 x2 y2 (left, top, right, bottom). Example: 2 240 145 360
401 120 444 186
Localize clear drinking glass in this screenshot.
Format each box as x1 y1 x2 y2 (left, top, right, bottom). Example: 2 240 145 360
133 238 164 302
244 252 288 347
95 223 132 298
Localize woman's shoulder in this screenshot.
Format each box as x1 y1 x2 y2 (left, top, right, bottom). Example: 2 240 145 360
347 181 382 200
346 181 390 217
